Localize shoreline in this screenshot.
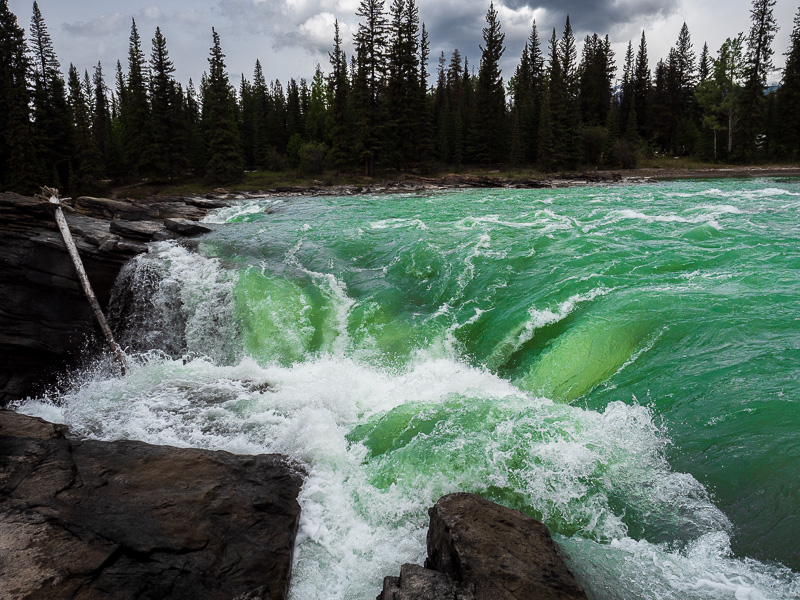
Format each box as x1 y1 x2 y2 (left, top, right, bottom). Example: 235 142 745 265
151 165 800 202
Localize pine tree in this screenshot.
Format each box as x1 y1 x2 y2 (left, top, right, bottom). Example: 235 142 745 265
184 78 206 174
634 31 651 138
537 77 555 171
202 28 243 183
328 20 351 172
699 42 711 82
777 7 800 158
670 24 699 155
473 1 507 163
306 66 327 144
0 0 34 191
354 0 388 175
120 18 153 177
737 0 777 161
251 60 271 167
29 1 70 187
578 33 613 127
384 0 421 166
559 15 582 167
67 63 102 192
150 26 182 179
286 78 303 140
619 41 635 135
522 20 545 162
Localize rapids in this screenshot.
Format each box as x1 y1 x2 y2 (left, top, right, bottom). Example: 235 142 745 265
18 179 800 599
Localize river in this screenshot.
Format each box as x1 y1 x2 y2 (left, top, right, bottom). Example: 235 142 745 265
18 179 800 599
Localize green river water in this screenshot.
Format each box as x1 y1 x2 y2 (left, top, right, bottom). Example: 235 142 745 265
19 179 800 598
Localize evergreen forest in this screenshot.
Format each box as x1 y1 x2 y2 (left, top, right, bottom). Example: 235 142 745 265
1 0 799 195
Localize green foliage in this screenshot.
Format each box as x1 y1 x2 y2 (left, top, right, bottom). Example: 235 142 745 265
736 0 777 162
776 8 800 159
0 0 796 195
298 141 327 175
0 0 34 191
67 63 102 193
473 2 507 163
202 28 243 184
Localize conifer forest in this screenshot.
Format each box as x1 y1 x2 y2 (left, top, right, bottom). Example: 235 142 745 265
0 0 798 194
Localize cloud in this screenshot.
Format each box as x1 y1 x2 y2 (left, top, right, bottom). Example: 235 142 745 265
500 0 679 34
62 13 127 38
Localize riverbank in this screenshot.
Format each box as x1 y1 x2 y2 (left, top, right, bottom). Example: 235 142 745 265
136 164 800 202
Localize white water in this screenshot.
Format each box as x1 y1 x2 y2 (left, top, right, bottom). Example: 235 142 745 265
17 234 800 600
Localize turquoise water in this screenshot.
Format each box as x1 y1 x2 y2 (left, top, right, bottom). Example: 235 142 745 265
19 179 800 598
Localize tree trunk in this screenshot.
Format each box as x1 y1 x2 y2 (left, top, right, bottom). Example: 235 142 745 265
44 188 127 375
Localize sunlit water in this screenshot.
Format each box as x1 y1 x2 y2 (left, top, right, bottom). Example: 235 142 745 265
18 179 800 599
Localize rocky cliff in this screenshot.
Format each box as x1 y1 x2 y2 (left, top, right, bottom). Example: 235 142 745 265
0 192 221 405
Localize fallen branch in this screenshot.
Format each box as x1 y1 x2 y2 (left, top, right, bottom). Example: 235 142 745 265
38 187 127 375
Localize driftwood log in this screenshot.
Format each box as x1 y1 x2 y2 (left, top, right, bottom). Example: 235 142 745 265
39 187 127 375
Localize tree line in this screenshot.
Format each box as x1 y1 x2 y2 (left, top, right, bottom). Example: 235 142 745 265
0 0 798 194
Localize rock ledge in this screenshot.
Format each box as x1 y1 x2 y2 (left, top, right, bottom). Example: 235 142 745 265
379 493 587 600
0 410 304 600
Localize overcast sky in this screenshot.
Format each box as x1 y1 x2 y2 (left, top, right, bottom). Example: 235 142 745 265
7 0 798 91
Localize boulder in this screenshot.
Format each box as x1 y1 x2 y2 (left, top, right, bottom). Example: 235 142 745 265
164 217 214 236
0 410 304 600
109 219 166 240
378 493 587 600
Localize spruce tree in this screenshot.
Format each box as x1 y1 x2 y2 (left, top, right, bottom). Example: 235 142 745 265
306 66 327 144
559 16 582 167
0 0 33 191
354 0 388 175
617 41 634 138
699 42 711 82
384 0 421 166
286 78 303 140
251 60 271 167
777 7 800 158
328 20 351 172
537 77 555 171
239 76 257 168
29 1 70 188
150 26 181 179
474 1 507 163
634 31 651 138
67 63 102 192
121 18 153 177
737 0 777 161
202 28 243 183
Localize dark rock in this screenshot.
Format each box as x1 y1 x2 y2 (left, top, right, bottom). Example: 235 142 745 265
378 564 475 600
0 193 217 405
379 493 586 600
0 410 304 600
109 219 165 240
184 197 232 209
152 229 183 241
164 217 213 236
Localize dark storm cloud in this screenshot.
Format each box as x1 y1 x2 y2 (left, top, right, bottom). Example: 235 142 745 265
500 0 679 34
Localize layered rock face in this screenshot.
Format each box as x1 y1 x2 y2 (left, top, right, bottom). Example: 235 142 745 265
0 193 218 405
379 493 587 600
0 410 304 600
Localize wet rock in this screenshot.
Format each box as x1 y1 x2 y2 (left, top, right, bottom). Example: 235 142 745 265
109 219 165 240
0 193 217 405
379 493 586 600
0 410 304 600
164 217 213 236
